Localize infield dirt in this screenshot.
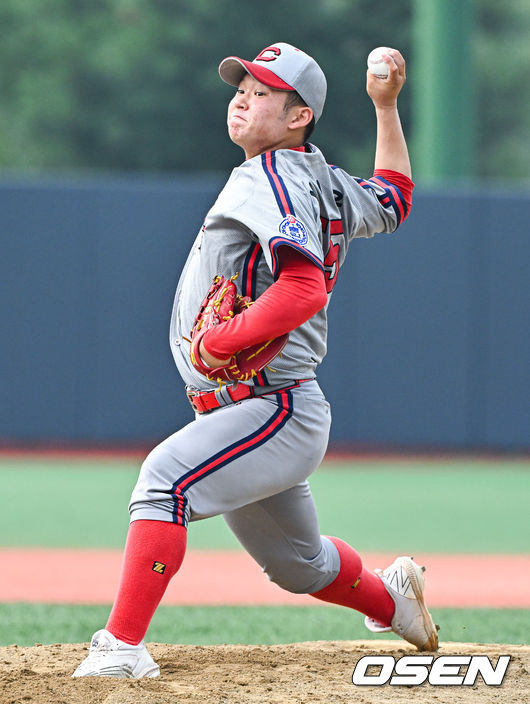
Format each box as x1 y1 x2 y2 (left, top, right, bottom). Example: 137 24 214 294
0 640 528 704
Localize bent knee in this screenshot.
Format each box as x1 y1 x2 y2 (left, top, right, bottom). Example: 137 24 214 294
264 538 340 594
266 568 322 594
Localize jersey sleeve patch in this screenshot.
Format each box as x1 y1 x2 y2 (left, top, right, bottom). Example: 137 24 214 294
278 215 309 245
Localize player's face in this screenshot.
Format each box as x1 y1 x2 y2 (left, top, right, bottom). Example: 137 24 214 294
227 74 298 159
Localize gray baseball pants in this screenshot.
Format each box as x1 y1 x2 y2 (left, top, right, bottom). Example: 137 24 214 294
129 380 340 594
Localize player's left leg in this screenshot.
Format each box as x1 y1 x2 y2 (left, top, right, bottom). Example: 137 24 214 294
223 482 395 620
224 482 438 651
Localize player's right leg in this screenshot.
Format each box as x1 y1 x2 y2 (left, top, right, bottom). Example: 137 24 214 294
72 518 186 678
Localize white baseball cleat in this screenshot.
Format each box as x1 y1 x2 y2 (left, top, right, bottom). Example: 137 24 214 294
365 556 439 651
72 629 160 678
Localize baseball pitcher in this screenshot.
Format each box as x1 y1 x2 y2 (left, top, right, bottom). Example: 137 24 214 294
73 42 438 679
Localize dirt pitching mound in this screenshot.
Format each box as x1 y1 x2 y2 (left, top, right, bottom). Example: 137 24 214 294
1 640 528 704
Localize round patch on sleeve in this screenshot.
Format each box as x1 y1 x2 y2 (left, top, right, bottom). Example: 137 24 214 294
278 215 308 245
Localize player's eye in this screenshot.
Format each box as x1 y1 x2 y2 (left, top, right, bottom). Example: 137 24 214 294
255 91 266 96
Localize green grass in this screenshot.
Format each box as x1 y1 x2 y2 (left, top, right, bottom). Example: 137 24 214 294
0 457 529 553
1 456 528 649
0 603 528 648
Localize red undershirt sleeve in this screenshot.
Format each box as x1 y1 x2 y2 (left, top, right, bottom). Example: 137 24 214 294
373 168 414 214
202 246 328 359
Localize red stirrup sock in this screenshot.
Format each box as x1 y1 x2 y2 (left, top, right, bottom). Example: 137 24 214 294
310 537 395 627
106 519 187 645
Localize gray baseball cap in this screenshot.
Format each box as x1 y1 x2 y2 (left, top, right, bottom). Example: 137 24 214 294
218 42 327 122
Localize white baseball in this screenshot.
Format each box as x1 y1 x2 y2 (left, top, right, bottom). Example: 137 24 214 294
367 47 392 78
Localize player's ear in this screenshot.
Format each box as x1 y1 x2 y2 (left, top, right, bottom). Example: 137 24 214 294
288 106 313 131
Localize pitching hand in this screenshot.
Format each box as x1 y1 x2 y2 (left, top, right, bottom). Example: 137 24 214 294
366 49 407 109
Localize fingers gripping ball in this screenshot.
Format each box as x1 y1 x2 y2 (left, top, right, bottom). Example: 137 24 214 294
189 275 288 385
367 47 392 78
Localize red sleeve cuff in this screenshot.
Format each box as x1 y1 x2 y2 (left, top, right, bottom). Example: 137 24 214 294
373 169 414 213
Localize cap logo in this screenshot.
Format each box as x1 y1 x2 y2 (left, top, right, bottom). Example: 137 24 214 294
255 46 281 62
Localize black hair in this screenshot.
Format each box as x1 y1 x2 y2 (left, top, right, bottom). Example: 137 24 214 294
283 91 316 142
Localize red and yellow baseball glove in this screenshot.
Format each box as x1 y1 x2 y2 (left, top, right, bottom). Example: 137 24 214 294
189 275 288 384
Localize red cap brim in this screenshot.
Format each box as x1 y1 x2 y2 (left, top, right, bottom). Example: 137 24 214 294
219 57 294 91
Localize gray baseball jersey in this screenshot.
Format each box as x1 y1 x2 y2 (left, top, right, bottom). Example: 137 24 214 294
131 144 409 595
170 144 406 390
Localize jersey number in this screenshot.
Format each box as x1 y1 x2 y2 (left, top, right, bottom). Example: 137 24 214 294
321 217 343 293
323 242 340 293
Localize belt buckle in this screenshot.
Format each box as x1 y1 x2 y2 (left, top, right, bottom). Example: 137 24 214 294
186 387 207 414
